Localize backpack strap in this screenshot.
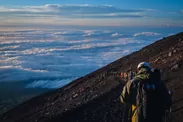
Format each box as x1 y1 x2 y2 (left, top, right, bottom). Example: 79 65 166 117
131 105 138 117
130 80 143 118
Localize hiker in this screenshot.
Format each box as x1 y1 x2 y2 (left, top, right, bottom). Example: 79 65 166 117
120 62 172 122
123 72 127 82
126 72 129 81
120 72 124 79
125 72 129 82
129 71 134 80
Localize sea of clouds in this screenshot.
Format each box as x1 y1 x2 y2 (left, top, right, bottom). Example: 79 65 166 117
0 28 182 88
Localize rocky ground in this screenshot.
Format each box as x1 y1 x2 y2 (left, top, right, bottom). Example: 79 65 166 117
0 81 50 115
0 32 183 122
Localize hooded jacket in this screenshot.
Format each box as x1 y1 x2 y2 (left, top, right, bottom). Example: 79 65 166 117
120 68 172 122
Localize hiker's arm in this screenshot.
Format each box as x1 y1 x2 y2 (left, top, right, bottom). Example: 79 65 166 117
120 81 132 104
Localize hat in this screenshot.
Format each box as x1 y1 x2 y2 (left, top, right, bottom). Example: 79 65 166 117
137 62 151 69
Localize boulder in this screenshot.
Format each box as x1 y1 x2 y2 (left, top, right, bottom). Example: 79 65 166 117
171 64 181 71
168 52 172 57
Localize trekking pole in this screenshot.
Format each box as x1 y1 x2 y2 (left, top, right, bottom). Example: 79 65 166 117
169 90 173 122
165 90 173 122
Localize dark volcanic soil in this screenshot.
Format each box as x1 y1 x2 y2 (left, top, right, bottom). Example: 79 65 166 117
0 81 50 115
0 32 183 122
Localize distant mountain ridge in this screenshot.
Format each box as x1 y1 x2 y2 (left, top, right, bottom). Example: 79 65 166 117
0 32 183 122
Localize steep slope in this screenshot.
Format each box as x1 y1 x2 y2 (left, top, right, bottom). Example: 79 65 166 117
0 32 183 122
0 81 50 115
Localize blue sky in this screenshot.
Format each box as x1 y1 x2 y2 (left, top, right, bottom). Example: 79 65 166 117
0 0 183 28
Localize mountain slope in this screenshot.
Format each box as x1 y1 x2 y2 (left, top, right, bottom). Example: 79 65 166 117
0 32 183 122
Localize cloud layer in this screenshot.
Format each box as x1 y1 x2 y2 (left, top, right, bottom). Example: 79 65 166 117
134 32 161 37
0 27 181 88
0 29 164 83
0 4 182 28
0 4 147 19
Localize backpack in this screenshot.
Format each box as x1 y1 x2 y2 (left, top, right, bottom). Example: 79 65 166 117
136 70 165 122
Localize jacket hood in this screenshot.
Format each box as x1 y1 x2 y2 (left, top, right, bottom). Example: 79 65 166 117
134 67 151 80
